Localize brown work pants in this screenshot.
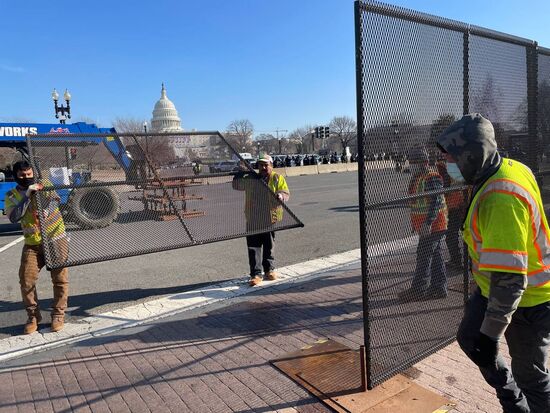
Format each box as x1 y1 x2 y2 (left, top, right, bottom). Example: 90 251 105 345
19 240 69 317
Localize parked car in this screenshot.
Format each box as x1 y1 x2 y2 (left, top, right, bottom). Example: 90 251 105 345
209 160 240 173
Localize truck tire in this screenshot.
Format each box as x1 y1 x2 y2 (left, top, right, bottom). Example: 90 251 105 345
69 185 120 229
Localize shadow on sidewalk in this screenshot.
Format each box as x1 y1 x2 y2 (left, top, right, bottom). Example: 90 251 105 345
0 279 234 337
0 266 465 413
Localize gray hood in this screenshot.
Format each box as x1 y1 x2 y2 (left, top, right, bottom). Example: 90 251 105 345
436 113 501 185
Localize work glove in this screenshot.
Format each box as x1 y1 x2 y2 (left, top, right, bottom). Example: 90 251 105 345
25 183 43 198
470 332 498 368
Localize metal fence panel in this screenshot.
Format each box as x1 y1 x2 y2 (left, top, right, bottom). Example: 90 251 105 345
26 132 303 270
539 52 550 173
469 35 530 163
356 0 550 389
355 1 468 388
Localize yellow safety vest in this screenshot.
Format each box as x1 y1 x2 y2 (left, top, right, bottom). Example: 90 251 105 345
463 158 550 307
5 186 66 246
408 170 448 233
239 172 289 225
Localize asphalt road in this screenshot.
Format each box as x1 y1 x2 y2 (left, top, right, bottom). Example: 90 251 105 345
0 170 412 338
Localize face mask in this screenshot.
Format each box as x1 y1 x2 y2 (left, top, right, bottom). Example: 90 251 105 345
15 176 34 188
446 162 465 183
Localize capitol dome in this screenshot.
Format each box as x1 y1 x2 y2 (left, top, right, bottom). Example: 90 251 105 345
151 83 183 132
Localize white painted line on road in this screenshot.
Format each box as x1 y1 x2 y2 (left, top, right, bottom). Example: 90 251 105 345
0 236 418 363
0 236 24 253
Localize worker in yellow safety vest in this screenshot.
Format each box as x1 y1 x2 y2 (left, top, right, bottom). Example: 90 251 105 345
232 154 289 287
4 160 69 335
437 113 550 412
398 146 448 302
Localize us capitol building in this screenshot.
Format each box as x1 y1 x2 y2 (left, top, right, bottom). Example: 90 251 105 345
150 83 211 158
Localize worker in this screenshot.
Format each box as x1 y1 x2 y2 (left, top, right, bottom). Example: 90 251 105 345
436 156 466 269
232 154 290 286
398 147 448 302
437 113 550 412
4 160 69 334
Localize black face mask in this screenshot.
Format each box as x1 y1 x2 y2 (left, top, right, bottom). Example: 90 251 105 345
15 176 35 188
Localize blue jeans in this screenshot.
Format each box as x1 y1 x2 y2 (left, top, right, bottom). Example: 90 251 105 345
411 231 447 294
457 289 550 413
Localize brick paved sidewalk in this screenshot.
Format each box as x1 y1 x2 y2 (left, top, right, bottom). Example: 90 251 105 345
0 264 504 413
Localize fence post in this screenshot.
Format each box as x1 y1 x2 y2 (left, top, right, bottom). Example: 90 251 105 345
354 0 373 390
527 42 539 175
463 29 470 116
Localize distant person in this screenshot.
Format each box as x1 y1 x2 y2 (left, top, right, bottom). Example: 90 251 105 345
4 161 69 334
192 161 202 175
438 114 550 412
232 154 290 286
399 147 448 302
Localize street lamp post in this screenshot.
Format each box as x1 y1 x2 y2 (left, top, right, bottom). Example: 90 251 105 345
52 89 71 124
143 121 149 155
52 89 72 166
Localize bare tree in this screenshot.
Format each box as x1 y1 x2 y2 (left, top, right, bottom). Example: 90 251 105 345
112 117 147 133
288 125 315 153
112 117 175 167
255 133 278 154
430 114 456 139
329 116 357 152
226 119 254 153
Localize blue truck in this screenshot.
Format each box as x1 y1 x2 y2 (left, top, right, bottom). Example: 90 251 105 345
0 122 135 229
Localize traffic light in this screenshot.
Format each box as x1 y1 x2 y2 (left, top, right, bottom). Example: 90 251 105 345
324 126 330 138
314 126 320 139
69 147 77 160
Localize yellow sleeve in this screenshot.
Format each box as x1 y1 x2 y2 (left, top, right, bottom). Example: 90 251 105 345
477 192 529 274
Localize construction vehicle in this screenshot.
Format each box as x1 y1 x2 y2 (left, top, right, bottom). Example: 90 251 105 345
0 122 135 229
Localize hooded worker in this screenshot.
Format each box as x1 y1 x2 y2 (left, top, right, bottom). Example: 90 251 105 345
437 113 550 412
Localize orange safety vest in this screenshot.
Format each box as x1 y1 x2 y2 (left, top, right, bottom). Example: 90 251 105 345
409 171 448 233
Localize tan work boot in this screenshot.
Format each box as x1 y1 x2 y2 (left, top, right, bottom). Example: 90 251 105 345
266 271 278 281
249 276 263 287
23 312 42 335
51 315 65 332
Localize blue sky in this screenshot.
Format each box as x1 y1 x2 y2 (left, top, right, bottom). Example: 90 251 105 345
0 0 549 135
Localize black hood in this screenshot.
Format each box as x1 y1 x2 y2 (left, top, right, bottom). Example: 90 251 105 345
436 113 501 184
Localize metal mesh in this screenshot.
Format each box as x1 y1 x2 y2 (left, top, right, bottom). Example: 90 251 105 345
356 1 467 388
469 34 530 163
539 51 550 174
538 51 550 218
355 0 549 389
26 132 303 270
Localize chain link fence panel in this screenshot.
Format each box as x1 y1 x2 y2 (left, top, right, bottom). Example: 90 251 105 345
356 0 548 389
27 132 303 270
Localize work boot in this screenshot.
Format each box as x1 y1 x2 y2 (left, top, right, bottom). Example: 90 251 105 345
249 276 263 287
51 315 64 332
23 311 42 335
266 271 278 281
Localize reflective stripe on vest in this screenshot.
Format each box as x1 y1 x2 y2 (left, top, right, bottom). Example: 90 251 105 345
269 173 284 223
409 171 447 232
8 187 66 246
464 158 550 306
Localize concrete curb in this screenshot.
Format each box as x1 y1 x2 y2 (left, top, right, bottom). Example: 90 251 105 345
0 235 418 363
